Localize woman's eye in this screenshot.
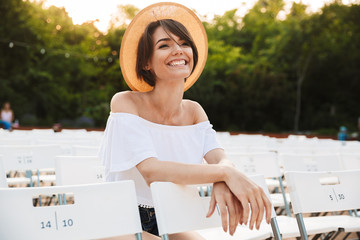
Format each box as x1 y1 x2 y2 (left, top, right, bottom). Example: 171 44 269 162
181 42 190 46
159 44 168 49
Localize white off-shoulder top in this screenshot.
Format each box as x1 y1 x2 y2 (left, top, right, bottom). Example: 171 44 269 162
98 112 221 207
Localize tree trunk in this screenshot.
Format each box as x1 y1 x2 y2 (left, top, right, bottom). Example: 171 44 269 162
294 53 312 132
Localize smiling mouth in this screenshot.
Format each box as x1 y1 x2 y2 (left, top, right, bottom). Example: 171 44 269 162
168 60 186 66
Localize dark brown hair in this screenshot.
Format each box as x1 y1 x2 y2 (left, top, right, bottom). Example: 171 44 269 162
136 19 198 87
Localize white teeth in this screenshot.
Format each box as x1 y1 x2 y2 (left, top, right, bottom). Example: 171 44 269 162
169 60 186 66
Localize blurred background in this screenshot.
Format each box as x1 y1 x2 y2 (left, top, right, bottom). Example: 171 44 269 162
1 0 359 138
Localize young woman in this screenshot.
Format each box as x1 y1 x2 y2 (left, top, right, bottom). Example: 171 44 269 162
99 3 271 240
0 102 14 130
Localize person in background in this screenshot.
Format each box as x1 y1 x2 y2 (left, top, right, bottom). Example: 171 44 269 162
338 125 348 141
358 117 360 141
0 102 14 130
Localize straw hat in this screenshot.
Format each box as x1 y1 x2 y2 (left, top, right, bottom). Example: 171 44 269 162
120 2 208 92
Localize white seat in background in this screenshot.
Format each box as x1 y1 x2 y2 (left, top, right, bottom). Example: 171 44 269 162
0 181 142 240
284 170 360 239
0 156 8 188
71 145 100 156
151 175 282 240
339 153 360 170
227 152 291 217
55 156 105 185
280 153 342 172
0 145 62 186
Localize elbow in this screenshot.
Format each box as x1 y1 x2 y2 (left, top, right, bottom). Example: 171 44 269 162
136 159 158 186
141 170 156 186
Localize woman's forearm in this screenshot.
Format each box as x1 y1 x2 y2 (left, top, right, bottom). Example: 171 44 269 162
136 157 230 186
204 148 234 167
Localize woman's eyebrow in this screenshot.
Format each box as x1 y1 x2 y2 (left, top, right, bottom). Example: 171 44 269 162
155 38 171 46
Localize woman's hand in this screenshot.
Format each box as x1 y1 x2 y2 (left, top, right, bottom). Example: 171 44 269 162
204 149 272 230
224 167 272 230
206 182 243 235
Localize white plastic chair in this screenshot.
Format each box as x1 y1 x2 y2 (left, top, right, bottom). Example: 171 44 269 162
55 156 105 185
339 153 360 170
0 156 8 188
151 175 282 240
227 152 291 217
0 181 142 240
284 170 360 240
280 153 342 172
0 144 62 186
71 145 100 156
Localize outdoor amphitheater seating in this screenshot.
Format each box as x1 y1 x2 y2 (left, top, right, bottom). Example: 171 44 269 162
71 145 100 156
55 156 105 186
0 156 8 188
0 144 62 187
339 153 360 170
226 152 292 217
150 174 282 240
284 170 360 240
280 153 342 172
0 181 143 240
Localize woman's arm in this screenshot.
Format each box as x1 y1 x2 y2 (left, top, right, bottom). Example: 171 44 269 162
136 156 272 231
204 148 242 235
11 110 14 122
205 149 271 230
136 157 228 185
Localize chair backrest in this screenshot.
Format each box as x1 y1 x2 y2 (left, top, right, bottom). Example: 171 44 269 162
151 175 277 237
281 153 342 172
0 145 62 171
0 156 8 188
227 152 282 178
55 156 105 185
71 145 100 156
339 153 360 170
284 170 360 214
0 181 142 240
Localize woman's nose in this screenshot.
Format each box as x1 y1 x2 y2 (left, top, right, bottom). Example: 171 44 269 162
172 44 183 55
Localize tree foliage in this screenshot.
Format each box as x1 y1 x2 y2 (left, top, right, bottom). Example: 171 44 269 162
0 0 359 134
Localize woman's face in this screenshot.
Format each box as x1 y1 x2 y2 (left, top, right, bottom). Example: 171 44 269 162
147 26 194 83
4 103 10 110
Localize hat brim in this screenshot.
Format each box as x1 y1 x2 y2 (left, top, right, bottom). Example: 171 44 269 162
120 2 208 92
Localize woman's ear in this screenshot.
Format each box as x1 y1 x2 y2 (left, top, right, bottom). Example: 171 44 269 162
144 65 151 71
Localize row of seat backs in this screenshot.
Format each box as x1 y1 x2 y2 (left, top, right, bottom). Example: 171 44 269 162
0 145 99 173
227 152 360 176
2 152 360 239
0 181 142 240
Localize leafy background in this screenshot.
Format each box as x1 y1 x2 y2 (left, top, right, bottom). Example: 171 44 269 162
1 0 359 136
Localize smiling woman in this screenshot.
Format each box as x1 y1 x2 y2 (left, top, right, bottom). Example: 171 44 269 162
98 2 273 240
135 19 197 89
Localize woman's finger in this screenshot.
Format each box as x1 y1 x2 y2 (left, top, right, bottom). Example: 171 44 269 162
255 189 265 230
218 201 228 232
262 191 273 224
248 193 259 230
207 190 216 217
226 194 237 235
238 196 250 226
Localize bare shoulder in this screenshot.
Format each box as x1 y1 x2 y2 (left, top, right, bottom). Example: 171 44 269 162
182 99 208 124
110 91 139 114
